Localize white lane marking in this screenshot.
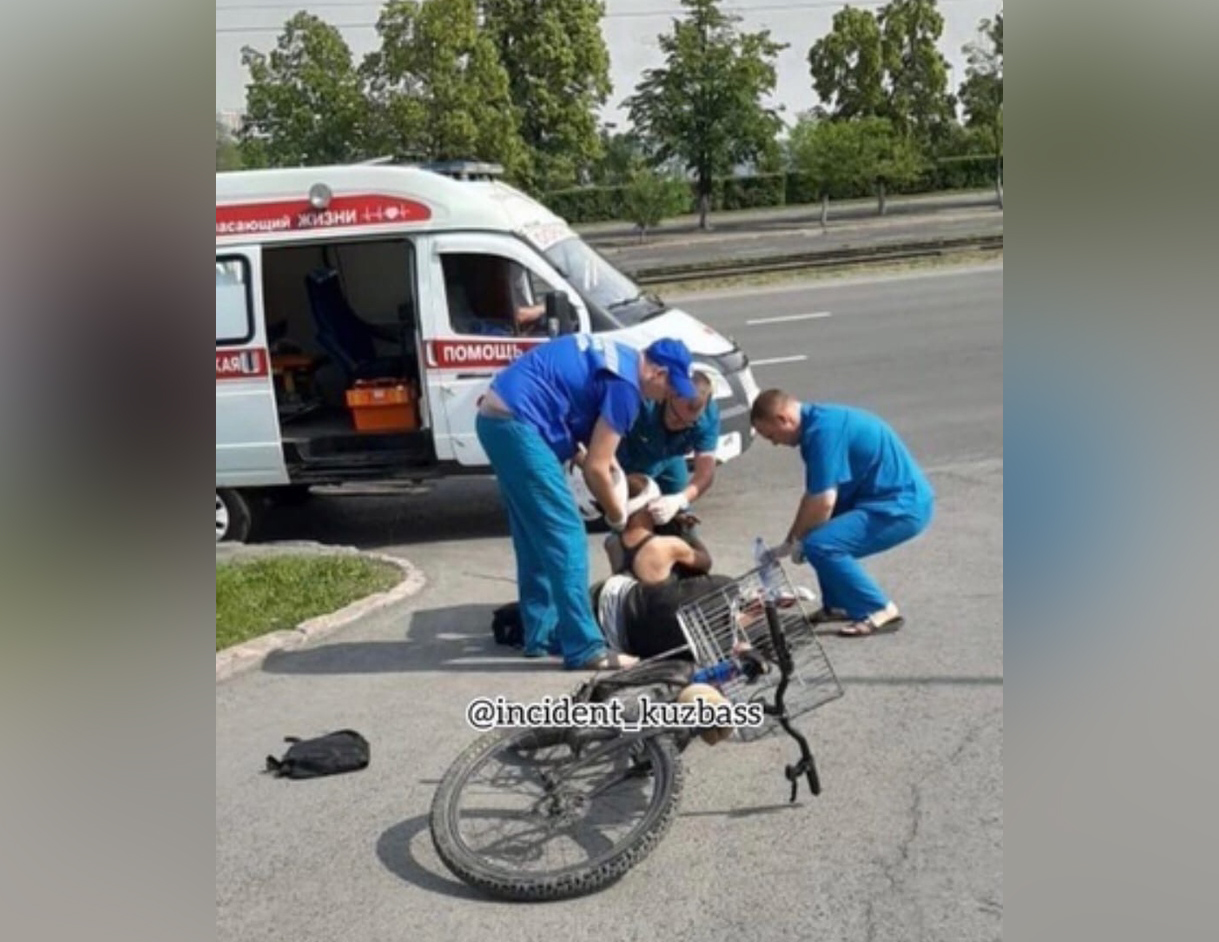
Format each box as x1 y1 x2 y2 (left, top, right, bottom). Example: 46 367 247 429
751 355 809 367
746 311 832 325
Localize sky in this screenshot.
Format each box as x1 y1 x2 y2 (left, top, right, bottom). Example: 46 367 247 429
215 0 1001 129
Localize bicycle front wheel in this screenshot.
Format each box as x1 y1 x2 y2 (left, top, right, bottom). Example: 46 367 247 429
429 726 684 901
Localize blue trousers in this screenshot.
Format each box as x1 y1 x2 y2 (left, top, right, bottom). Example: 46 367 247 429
476 413 606 668
801 499 934 619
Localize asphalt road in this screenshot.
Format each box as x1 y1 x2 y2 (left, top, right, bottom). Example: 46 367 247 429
217 263 1003 941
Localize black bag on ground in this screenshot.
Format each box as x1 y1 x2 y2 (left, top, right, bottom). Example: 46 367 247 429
265 729 370 779
491 601 524 649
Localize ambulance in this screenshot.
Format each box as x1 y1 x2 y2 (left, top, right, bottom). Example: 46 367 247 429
216 160 760 541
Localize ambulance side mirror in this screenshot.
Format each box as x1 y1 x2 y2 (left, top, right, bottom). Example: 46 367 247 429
545 292 578 337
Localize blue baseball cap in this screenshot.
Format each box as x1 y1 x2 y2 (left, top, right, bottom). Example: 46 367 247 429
644 338 697 399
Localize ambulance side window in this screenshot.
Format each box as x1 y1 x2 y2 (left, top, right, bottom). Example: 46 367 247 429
440 252 556 338
216 257 253 346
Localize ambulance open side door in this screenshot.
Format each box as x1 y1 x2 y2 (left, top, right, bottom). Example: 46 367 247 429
418 232 590 467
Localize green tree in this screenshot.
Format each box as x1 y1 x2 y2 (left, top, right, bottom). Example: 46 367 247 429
788 113 921 221
216 120 244 172
591 126 646 185
806 6 885 121
239 13 373 167
872 119 925 214
878 0 956 148
621 167 689 241
481 0 612 190
958 8 1003 204
624 0 786 230
807 1 954 152
361 0 530 178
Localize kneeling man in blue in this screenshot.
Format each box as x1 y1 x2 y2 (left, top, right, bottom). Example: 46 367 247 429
750 388 935 637
476 334 700 670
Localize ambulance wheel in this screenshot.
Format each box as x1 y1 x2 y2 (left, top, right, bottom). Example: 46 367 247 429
216 489 253 543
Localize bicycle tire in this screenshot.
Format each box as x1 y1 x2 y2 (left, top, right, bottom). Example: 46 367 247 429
429 726 684 902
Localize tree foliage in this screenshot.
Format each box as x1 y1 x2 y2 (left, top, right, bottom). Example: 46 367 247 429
959 9 1003 141
808 0 955 151
621 167 689 239
806 7 885 121
958 8 1003 202
239 12 373 167
360 0 530 176
216 121 244 172
481 0 613 189
624 0 786 229
590 127 647 185
788 112 924 219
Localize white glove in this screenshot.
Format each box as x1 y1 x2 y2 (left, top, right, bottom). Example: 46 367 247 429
648 494 690 525
769 541 805 564
605 512 628 533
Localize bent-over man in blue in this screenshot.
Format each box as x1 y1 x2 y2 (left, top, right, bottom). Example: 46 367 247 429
750 388 934 636
476 334 699 669
616 371 721 524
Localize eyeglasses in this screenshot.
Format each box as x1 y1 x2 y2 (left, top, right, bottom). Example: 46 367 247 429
664 395 703 429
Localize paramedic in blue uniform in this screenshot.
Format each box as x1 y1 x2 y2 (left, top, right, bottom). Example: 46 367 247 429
476 335 700 670
750 388 935 637
616 371 721 526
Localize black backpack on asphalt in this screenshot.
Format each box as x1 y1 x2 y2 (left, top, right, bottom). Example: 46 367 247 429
264 729 370 779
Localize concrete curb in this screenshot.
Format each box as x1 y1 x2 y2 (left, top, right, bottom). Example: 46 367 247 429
216 545 427 683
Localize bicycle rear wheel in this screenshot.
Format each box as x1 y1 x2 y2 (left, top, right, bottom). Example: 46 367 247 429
429 726 684 901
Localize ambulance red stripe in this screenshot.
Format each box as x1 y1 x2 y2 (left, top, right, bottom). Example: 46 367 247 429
424 339 544 371
216 194 431 237
216 348 269 379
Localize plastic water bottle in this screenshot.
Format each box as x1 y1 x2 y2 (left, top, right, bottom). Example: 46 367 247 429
692 660 739 686
754 536 783 601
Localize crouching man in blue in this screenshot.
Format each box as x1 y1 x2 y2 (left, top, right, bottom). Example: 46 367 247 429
750 388 935 637
476 334 701 670
616 371 720 526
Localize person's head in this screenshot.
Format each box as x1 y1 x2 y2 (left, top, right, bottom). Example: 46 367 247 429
750 388 804 446
662 370 713 431
640 339 697 402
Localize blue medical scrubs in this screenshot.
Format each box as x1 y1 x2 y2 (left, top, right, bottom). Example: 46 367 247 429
797 403 935 618
476 334 644 667
617 398 720 494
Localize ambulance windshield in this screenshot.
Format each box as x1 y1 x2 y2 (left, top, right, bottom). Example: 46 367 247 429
542 236 667 327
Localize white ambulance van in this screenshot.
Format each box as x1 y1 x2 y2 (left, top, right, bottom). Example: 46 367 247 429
216 161 760 542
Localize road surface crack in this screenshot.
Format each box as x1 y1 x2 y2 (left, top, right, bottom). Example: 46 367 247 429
863 710 1001 940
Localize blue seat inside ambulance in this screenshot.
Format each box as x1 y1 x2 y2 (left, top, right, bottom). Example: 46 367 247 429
304 268 407 383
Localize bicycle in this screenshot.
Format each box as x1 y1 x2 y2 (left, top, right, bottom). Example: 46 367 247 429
428 549 844 902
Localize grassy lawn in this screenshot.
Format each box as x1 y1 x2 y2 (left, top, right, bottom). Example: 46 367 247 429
216 555 403 652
